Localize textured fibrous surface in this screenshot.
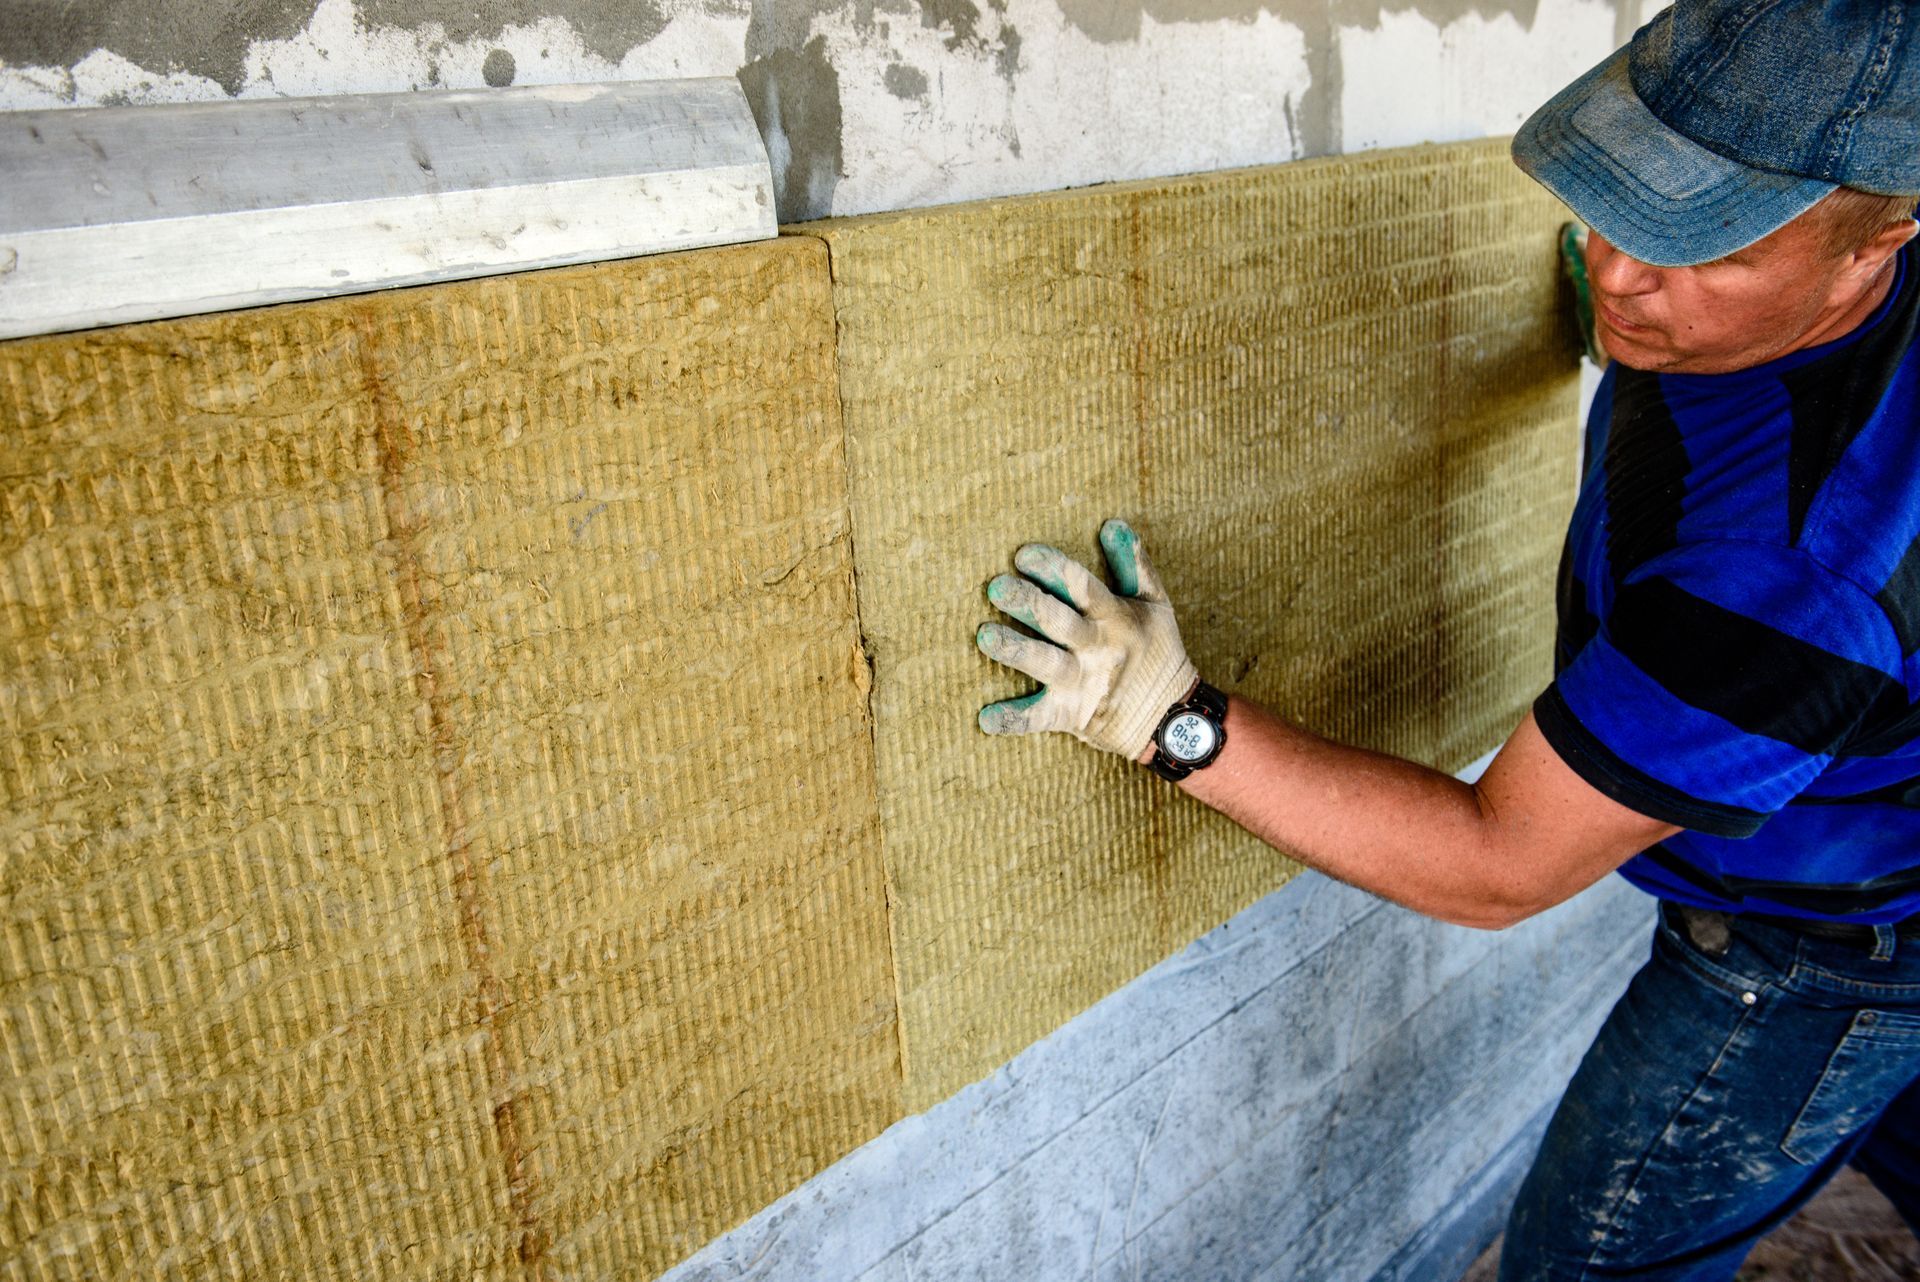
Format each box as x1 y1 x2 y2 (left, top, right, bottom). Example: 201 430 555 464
0 239 901 1279
0 139 1577 1278
814 137 1577 1106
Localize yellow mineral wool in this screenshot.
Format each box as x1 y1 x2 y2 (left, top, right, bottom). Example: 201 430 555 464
805 137 1578 1108
0 239 902 1280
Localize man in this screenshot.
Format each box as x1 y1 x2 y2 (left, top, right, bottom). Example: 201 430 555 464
973 2 1920 1277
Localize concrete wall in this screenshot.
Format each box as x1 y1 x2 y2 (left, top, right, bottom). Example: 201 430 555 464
1 3 1661 1278
0 0 1647 221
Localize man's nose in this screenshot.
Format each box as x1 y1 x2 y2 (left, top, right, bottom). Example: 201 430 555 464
1587 231 1661 296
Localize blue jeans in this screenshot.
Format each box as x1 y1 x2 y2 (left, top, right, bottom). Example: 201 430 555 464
1500 901 1920 1281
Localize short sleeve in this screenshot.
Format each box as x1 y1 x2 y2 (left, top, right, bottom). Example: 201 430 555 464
1534 541 1907 837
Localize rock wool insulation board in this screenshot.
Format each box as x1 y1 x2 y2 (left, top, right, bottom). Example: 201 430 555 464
0 241 901 1279
809 137 1579 1108
0 137 1578 1280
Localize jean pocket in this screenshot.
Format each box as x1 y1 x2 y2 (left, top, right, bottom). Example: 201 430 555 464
1781 1008 1920 1165
1655 906 1768 999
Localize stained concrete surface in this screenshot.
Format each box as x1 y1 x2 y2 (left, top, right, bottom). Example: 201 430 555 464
0 0 1645 220
737 36 845 223
0 0 1603 73
480 46 515 86
0 1 671 91
0 1 320 94
354 0 671 57
1053 0 1548 45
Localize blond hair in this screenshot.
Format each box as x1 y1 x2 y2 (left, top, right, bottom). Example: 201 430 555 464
1811 185 1920 257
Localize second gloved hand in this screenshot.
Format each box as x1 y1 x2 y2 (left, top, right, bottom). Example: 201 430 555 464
976 518 1197 761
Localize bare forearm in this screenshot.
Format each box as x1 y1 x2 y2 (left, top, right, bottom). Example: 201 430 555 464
1168 695 1653 928
971 522 1675 925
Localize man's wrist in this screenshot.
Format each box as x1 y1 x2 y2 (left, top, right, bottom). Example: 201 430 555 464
1142 679 1229 781
1138 677 1201 763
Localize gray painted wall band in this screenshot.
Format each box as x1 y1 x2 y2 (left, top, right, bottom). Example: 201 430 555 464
0 78 775 339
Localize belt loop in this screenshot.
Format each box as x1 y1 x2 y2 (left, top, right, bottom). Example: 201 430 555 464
1872 923 1897 962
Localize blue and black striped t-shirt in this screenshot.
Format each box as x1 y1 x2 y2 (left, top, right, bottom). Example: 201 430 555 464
1536 242 1920 924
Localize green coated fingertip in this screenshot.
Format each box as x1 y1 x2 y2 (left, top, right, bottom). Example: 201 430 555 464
1014 544 1070 599
988 573 1026 602
979 690 1044 735
1100 519 1141 596
1560 221 1606 367
1015 542 1058 562
987 576 1041 629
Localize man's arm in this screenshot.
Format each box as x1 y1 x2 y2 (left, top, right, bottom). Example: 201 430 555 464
976 520 1680 930
1164 697 1679 929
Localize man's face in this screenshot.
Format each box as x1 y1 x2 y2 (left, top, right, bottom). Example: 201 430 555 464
1584 213 1881 375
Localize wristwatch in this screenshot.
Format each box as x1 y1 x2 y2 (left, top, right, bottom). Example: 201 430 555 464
1147 680 1228 782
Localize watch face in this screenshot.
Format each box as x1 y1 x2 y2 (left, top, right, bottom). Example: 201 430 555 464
1161 711 1219 763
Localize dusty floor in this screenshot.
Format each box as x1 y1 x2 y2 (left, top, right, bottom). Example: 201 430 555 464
1463 1169 1920 1281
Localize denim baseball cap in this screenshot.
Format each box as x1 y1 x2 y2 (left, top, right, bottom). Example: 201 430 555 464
1514 0 1920 267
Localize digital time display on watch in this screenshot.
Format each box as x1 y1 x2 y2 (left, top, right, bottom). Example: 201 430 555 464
1148 680 1228 782
1162 710 1219 762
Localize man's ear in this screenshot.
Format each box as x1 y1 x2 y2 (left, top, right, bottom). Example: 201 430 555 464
1846 217 1918 281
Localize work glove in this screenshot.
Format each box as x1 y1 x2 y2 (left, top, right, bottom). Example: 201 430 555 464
976 518 1197 761
1561 221 1609 369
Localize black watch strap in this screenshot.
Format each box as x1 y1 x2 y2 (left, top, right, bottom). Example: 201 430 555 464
1147 680 1229 782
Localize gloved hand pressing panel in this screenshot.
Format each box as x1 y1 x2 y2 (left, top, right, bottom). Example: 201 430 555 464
1561 221 1609 369
976 518 1198 761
